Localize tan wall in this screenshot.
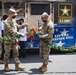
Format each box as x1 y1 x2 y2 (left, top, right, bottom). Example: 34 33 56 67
0 2 54 30
26 2 54 29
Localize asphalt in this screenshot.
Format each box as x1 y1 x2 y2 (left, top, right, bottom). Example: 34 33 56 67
0 53 76 75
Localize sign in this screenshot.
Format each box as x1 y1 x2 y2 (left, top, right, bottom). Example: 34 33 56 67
52 28 75 47
58 3 72 24
25 36 40 49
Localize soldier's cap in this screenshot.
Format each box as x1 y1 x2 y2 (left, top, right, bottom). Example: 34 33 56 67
41 12 49 19
9 8 17 15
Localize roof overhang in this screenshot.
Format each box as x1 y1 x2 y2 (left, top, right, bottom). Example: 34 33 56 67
0 0 65 2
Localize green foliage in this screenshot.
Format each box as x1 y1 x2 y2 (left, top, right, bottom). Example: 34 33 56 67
41 38 76 52
0 29 76 52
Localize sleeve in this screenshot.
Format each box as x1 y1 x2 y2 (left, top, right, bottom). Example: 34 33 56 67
1 22 4 30
4 22 24 36
17 24 25 31
23 27 27 34
0 22 3 30
0 23 1 30
41 23 54 38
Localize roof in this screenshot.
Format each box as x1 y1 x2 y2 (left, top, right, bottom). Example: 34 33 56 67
0 0 65 2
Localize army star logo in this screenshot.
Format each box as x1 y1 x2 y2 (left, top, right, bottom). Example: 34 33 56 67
58 3 72 24
60 6 70 16
60 5 70 16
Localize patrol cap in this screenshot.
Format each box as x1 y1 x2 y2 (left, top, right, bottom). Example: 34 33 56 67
9 8 17 15
41 12 49 19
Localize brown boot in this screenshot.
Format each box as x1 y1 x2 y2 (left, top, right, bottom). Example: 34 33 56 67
15 63 25 71
41 65 47 72
4 64 10 72
39 65 44 70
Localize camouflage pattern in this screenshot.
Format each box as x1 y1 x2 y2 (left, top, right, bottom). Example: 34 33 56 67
4 18 25 64
39 20 54 65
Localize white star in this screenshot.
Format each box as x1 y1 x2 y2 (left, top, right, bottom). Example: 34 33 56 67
56 28 58 32
27 39 34 48
56 41 65 46
60 5 70 16
60 29 69 36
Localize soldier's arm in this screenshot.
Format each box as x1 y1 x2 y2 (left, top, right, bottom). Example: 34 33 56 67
5 22 24 36
17 24 25 31
17 23 28 31
41 23 54 38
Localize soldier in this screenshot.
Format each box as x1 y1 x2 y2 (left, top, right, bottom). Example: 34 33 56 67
38 12 54 72
4 8 28 71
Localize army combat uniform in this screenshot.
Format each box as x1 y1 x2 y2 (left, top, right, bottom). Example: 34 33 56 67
4 18 25 67
39 20 54 65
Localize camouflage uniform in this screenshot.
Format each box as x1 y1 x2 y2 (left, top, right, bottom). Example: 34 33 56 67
4 18 25 65
39 20 54 65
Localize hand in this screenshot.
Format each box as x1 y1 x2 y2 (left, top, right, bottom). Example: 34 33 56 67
38 27 42 31
22 34 26 37
26 33 34 39
38 35 43 38
38 28 42 31
23 23 29 27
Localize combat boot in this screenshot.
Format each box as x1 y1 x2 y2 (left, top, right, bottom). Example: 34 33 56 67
15 63 25 71
4 64 10 72
39 65 44 70
41 65 47 72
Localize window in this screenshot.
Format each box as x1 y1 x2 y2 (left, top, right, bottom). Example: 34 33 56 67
31 4 50 15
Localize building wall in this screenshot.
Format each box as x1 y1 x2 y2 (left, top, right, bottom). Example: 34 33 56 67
26 2 53 29
0 0 70 27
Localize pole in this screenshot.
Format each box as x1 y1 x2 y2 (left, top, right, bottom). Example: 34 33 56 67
25 1 26 22
2 0 4 16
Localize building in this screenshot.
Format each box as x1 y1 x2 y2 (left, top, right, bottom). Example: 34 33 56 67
0 0 65 28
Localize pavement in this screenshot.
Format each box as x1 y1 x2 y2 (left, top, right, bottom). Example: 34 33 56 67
0 53 76 75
